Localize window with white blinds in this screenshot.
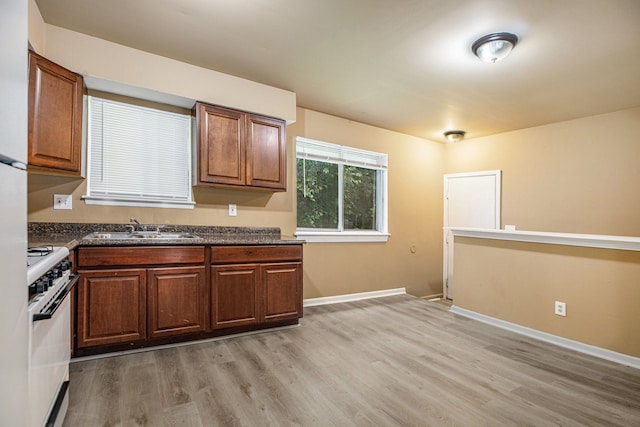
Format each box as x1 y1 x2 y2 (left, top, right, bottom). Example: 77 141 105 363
295 136 389 243
84 96 194 209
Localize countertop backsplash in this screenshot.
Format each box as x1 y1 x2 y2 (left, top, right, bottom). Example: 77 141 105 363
28 222 301 249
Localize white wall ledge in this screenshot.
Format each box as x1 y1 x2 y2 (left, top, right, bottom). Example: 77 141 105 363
446 227 640 252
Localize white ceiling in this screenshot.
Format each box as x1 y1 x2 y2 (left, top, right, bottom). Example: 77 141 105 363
35 0 640 143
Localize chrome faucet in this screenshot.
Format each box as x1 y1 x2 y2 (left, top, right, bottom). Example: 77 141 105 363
125 218 140 233
129 218 161 233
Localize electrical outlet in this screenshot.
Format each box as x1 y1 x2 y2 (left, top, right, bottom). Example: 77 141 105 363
228 204 237 217
53 194 72 210
554 301 566 317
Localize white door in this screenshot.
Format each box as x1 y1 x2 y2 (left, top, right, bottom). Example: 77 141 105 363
443 170 501 299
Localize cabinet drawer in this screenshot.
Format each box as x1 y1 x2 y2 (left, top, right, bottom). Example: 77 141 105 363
78 246 205 267
211 245 302 264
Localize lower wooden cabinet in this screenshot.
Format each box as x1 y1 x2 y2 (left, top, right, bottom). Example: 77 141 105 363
211 264 260 329
148 266 207 339
75 246 206 350
74 244 302 355
263 262 302 322
76 265 207 349
76 269 147 348
210 246 303 330
211 262 302 329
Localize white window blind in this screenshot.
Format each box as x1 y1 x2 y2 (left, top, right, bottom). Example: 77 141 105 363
296 137 388 170
85 97 194 209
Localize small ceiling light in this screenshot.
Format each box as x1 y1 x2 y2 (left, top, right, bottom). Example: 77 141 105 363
472 32 519 63
444 130 465 143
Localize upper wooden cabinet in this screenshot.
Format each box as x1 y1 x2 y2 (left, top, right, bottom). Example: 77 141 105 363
195 103 245 187
245 114 287 190
28 51 83 176
195 102 286 191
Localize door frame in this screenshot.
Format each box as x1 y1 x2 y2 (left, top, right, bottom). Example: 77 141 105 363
443 170 501 300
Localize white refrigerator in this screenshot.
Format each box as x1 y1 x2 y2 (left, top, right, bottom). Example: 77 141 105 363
0 0 30 425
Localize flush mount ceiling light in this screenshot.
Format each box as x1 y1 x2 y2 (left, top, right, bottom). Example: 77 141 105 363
444 130 465 143
472 32 519 63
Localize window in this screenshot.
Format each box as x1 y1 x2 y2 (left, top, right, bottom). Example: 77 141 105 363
84 96 194 209
296 137 388 242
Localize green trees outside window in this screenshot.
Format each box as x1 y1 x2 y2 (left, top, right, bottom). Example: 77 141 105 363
297 159 338 229
343 165 376 230
297 159 377 231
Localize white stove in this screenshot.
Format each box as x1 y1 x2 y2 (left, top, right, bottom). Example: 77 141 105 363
28 246 70 292
27 246 77 427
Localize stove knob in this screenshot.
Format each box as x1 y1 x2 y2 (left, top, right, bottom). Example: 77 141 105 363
52 268 62 278
36 279 45 293
60 261 70 271
42 277 51 291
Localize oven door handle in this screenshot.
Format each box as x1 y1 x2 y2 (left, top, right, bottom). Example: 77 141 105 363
33 275 79 322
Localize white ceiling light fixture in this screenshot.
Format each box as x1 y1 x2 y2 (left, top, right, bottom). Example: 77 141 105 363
444 130 465 143
472 32 519 63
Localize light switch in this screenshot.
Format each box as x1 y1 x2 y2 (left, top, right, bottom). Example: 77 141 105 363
228 204 237 217
54 194 73 210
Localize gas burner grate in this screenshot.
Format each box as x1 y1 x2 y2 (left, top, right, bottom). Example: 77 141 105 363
28 246 54 257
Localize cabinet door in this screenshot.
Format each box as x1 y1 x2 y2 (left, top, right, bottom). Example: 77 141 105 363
197 103 245 186
246 114 286 190
76 269 146 348
262 262 302 322
211 264 261 329
147 266 207 339
28 51 83 175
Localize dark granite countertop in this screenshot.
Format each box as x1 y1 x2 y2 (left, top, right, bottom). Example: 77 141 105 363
28 222 302 251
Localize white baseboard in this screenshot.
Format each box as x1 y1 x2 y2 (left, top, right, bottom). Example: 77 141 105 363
421 293 444 301
450 305 640 369
304 288 406 307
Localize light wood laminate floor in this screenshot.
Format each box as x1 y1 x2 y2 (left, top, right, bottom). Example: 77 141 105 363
63 295 640 426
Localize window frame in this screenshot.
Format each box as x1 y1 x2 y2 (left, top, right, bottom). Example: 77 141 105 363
83 96 195 209
295 137 389 243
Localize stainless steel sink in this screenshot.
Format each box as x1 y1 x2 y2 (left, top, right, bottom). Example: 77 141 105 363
84 232 202 240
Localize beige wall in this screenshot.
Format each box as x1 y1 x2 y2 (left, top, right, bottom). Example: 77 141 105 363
454 237 640 357
26 7 446 300
27 0 45 53
445 107 640 237
288 109 445 299
27 1 639 347
27 175 296 233
446 108 640 358
33 24 296 124
28 107 445 299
